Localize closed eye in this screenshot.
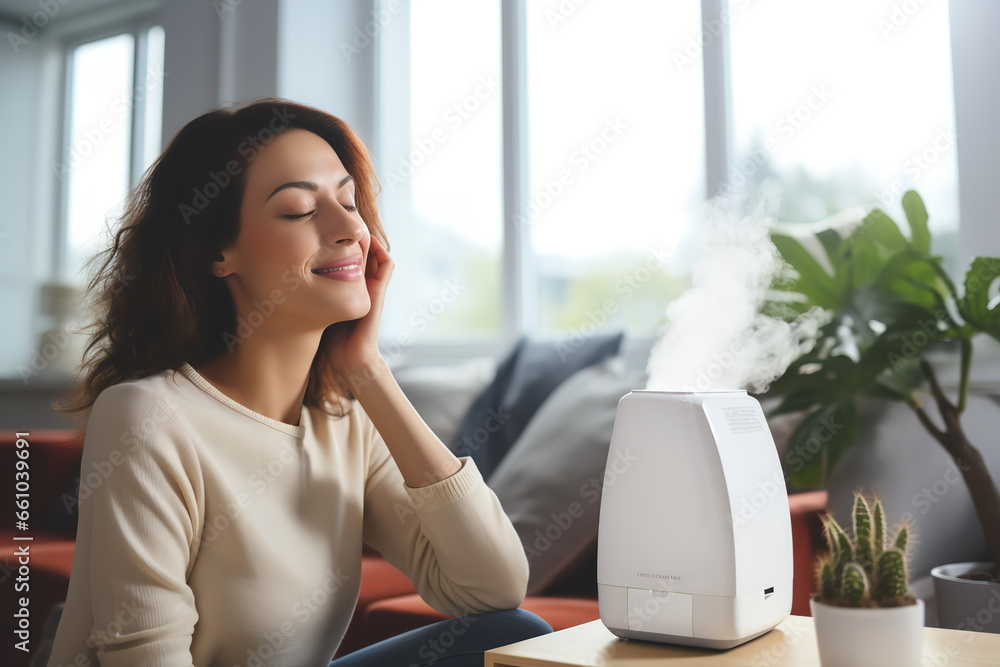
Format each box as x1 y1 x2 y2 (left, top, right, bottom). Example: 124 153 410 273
279 210 316 220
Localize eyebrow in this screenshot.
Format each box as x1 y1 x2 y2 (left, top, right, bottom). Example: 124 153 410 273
265 174 354 202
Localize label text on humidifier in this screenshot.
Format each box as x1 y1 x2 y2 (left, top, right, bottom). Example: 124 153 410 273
637 573 681 581
721 406 765 434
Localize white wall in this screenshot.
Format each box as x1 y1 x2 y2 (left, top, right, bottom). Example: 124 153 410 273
161 0 376 147
277 0 378 145
0 19 63 380
949 0 1000 265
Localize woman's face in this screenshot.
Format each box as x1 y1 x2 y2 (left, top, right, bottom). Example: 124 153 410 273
218 128 372 329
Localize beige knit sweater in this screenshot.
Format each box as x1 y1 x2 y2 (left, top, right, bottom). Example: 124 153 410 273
45 363 528 667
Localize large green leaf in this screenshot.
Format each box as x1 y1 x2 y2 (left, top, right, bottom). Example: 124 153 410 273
902 190 930 253
866 374 913 402
858 316 944 385
767 353 858 404
878 248 954 316
817 228 843 260
847 237 886 292
852 209 908 250
783 399 861 488
771 232 840 309
961 258 1000 341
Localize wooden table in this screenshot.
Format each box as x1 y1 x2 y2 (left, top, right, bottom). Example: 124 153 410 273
485 616 1000 666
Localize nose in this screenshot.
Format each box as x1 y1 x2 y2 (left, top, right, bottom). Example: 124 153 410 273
320 202 366 248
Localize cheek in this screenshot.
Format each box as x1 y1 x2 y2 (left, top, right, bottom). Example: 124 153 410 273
245 227 306 256
362 228 372 257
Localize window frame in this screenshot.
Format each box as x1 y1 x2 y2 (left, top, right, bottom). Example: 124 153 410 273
56 12 162 282
375 0 971 371
374 0 729 366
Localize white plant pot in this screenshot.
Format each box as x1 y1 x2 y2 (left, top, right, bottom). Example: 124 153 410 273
810 598 924 667
931 562 1000 633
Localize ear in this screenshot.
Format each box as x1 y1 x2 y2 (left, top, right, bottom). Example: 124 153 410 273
211 251 227 278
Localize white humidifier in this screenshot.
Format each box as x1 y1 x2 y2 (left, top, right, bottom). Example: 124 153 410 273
597 390 793 649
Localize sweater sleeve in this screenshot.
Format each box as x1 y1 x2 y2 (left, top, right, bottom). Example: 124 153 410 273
360 416 529 617
80 384 203 666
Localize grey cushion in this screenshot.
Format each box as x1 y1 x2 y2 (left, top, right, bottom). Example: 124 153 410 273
488 356 648 595
393 357 495 447
452 333 625 479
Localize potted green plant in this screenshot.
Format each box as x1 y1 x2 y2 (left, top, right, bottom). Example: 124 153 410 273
763 190 1000 631
811 492 923 666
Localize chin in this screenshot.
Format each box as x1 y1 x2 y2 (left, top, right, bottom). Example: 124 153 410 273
342 295 372 320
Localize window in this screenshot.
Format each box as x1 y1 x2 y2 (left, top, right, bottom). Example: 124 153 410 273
376 1 504 349
60 23 165 286
524 1 703 335
377 0 705 350
377 0 962 354
727 0 959 262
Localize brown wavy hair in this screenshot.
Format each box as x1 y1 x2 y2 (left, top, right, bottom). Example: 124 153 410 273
54 98 387 425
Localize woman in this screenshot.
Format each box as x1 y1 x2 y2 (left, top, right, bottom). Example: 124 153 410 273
44 98 551 667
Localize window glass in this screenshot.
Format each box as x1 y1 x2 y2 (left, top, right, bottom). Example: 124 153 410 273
729 0 959 263
377 0 503 346
525 1 705 335
142 25 166 166
64 32 135 285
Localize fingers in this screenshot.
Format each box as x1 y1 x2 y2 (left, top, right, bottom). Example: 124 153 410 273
366 234 394 283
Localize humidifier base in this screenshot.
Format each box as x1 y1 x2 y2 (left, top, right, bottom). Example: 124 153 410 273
598 579 793 650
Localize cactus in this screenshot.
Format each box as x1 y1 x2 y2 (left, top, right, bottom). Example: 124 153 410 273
813 491 916 608
854 494 873 576
872 499 885 560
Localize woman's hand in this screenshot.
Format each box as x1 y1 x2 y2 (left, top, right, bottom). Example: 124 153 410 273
324 233 394 380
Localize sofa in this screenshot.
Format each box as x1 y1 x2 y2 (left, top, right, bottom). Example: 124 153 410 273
3 337 829 666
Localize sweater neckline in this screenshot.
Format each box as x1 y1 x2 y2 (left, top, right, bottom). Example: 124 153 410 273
178 363 306 439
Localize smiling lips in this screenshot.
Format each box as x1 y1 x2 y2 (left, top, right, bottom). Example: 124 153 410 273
311 254 363 281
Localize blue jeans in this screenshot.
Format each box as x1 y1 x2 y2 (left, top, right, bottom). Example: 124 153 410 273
329 609 553 667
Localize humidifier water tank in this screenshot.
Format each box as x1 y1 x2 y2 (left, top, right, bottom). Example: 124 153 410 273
597 390 793 649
